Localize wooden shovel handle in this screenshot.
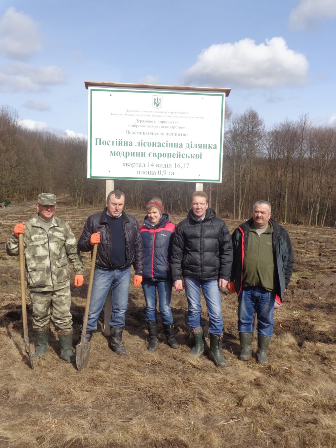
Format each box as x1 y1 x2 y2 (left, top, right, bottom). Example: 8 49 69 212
81 243 98 335
19 234 29 339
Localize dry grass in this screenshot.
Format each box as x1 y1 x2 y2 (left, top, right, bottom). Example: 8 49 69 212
1 203 336 447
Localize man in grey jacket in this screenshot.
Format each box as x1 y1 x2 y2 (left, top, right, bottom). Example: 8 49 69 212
6 193 84 363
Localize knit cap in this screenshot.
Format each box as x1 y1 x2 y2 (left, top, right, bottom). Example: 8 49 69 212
146 197 163 216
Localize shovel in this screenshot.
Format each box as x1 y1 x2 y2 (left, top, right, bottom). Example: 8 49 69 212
76 243 97 371
19 234 34 369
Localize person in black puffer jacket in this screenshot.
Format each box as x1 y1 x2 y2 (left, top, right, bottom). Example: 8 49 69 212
78 190 144 355
171 191 233 368
140 198 179 351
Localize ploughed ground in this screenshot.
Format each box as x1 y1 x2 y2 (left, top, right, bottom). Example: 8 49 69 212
0 200 336 448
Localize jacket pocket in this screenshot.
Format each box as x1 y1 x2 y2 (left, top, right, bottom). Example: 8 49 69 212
55 259 70 283
27 263 50 288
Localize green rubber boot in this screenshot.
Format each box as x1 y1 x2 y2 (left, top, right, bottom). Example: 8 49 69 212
59 333 75 363
256 334 271 364
208 334 227 368
32 330 49 359
239 332 252 361
190 327 204 357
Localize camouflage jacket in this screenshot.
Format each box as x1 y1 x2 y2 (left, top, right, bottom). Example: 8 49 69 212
6 214 83 292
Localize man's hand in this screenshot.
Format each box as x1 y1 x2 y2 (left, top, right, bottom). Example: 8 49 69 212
274 295 282 309
227 282 236 294
74 275 84 287
134 275 142 287
90 232 100 245
174 280 183 292
14 223 25 237
219 278 228 289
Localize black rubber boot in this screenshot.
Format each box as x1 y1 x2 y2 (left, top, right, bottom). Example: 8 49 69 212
208 333 227 368
256 334 271 364
239 332 252 361
190 327 204 357
59 333 75 363
32 330 48 359
147 321 158 351
109 327 127 355
163 323 179 349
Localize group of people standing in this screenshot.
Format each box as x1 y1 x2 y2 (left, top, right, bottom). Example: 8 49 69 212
6 189 294 368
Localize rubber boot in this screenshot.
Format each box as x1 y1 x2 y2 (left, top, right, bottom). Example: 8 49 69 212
109 327 127 355
256 334 271 364
190 327 204 357
32 329 48 359
147 321 158 351
163 323 179 349
239 332 252 361
208 334 227 368
59 333 75 363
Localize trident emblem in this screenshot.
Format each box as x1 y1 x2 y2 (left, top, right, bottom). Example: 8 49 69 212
152 95 162 108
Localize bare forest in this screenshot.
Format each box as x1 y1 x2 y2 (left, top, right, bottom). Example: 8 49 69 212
1 106 336 226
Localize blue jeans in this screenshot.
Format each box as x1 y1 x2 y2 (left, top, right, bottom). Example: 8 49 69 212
184 277 223 336
86 267 131 333
142 279 173 324
238 286 275 337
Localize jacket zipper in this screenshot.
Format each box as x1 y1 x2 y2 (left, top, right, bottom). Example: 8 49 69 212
151 231 155 278
47 233 54 289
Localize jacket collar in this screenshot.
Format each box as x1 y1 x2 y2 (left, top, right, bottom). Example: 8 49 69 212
100 208 129 224
188 207 216 223
240 217 278 232
143 213 169 229
31 214 58 228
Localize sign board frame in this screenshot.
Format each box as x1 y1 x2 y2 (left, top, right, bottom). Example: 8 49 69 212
85 82 230 184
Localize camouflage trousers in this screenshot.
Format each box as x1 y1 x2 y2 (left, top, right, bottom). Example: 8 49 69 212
30 286 73 333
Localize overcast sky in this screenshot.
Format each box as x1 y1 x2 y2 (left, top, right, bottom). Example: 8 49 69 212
0 0 335 137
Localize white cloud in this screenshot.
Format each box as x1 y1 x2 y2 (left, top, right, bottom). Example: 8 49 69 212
289 0 336 30
17 119 48 131
0 61 65 92
184 37 309 89
23 100 51 111
0 7 42 60
65 129 87 139
328 114 336 125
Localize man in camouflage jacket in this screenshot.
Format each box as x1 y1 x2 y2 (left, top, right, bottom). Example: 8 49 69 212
6 193 84 363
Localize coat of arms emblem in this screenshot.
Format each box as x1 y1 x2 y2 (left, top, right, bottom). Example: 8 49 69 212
152 95 162 109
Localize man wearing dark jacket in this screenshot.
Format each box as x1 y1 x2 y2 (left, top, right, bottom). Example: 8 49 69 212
78 190 144 355
230 200 294 364
171 191 233 367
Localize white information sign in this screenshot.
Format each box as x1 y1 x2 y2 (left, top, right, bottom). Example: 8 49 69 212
87 86 226 182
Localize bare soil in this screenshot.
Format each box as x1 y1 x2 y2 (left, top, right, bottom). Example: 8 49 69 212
1 201 336 448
